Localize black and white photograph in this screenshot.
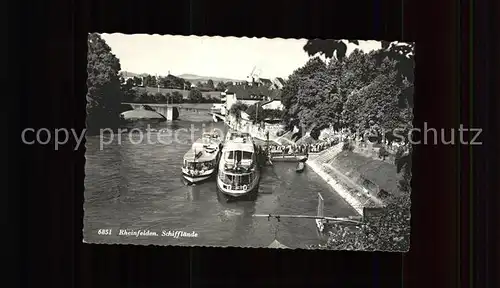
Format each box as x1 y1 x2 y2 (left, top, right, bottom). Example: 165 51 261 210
84 33 413 251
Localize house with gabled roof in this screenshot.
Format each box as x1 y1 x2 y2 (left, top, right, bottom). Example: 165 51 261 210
271 77 286 89
220 83 285 115
257 78 273 87
220 84 273 111
260 90 284 110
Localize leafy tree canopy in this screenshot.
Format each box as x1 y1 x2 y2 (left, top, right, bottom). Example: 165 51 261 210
188 89 203 103
86 33 123 132
326 193 411 251
229 102 249 126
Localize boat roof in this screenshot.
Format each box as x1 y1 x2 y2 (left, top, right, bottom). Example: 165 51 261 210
222 141 255 153
183 148 217 162
226 131 252 140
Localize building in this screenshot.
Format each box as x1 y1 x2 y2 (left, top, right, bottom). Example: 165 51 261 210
243 75 286 90
257 78 273 87
261 99 284 110
271 77 286 90
221 84 269 112
221 84 284 114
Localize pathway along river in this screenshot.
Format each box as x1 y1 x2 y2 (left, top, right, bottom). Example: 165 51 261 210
84 114 357 248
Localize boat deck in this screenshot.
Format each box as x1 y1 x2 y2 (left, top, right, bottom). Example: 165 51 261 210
183 148 218 162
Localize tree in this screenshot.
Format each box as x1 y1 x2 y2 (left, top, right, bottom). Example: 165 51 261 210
141 75 153 87
121 78 137 102
344 69 405 132
246 103 265 124
161 92 171 104
132 76 143 86
171 91 183 103
86 33 123 133
153 92 164 103
303 39 360 60
206 79 215 90
229 102 248 130
281 57 327 131
188 89 203 103
216 81 226 91
304 40 414 109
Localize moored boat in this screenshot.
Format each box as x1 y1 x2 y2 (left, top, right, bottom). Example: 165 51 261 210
269 153 308 162
217 131 261 197
295 162 305 173
182 131 221 184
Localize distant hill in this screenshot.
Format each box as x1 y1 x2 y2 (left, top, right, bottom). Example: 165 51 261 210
176 74 244 84
120 71 148 78
121 71 243 84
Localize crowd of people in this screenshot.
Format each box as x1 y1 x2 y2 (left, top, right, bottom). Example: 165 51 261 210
268 137 340 156
184 160 215 175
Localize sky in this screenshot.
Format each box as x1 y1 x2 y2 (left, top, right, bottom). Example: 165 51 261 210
101 34 382 80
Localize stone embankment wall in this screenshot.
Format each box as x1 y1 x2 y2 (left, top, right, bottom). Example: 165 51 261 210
306 141 405 215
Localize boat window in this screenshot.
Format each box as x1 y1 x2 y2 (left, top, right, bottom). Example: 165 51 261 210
242 151 252 159
226 151 253 160
185 161 214 170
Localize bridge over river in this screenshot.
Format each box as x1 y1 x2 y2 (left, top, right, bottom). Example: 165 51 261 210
122 102 225 121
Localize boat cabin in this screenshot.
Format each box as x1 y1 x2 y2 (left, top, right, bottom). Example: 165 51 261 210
221 140 255 172
182 135 221 173
183 149 217 171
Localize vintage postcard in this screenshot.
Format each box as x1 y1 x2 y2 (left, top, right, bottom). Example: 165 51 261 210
84 33 413 251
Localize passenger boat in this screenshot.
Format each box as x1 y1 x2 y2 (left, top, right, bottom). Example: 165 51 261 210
269 153 308 162
182 131 222 184
217 131 261 197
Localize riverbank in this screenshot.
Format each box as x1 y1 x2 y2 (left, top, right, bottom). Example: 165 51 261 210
306 142 402 216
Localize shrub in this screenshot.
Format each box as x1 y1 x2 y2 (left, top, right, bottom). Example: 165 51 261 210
378 146 390 159
326 193 411 251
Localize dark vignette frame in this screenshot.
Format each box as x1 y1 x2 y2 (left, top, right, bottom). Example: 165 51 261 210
7 0 497 286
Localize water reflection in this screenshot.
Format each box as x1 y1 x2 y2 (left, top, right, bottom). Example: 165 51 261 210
185 182 202 201
216 188 259 203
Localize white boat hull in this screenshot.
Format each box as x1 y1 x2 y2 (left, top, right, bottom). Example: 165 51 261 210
182 169 215 184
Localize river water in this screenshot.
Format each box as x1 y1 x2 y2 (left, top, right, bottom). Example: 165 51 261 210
84 113 357 248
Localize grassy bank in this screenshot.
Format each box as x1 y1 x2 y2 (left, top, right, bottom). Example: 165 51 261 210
306 140 405 214
328 150 401 198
